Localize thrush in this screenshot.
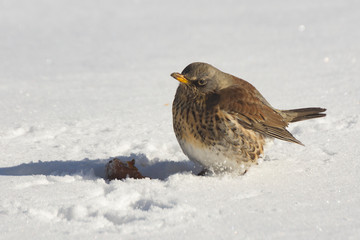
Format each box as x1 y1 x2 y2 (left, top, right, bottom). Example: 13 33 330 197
171 62 326 175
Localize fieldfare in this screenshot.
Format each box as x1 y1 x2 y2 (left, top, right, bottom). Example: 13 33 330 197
171 62 326 175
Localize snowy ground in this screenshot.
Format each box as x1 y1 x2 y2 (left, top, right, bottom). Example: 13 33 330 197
1 0 360 239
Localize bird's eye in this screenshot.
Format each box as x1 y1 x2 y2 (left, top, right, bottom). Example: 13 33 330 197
197 79 207 86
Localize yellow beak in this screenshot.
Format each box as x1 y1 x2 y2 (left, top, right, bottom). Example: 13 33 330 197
171 72 189 84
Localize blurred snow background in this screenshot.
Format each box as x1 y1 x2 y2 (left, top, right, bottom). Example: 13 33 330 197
0 0 359 239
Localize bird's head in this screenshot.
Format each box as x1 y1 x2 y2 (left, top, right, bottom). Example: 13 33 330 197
171 62 233 95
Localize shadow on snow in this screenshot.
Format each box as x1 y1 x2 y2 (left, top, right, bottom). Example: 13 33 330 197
0 153 197 180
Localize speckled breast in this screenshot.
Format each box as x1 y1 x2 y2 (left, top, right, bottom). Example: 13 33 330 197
172 87 265 173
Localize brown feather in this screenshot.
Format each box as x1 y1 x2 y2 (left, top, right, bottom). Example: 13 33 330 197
215 84 302 144
282 108 326 122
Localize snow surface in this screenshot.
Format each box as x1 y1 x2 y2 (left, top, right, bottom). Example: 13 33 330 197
1 0 360 239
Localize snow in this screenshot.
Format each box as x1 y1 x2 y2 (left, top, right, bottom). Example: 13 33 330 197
0 0 359 239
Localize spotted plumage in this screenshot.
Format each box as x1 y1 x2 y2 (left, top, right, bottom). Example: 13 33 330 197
171 62 326 174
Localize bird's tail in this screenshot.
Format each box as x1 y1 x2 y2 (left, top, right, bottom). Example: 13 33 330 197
282 107 326 123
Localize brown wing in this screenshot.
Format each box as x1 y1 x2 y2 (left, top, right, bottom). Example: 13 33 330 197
209 83 303 145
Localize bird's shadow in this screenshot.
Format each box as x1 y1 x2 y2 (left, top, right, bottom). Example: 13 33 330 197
0 153 198 180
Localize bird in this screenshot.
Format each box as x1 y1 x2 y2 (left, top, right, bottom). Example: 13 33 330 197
171 62 326 175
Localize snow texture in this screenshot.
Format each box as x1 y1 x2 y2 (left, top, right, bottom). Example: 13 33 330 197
0 0 359 239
